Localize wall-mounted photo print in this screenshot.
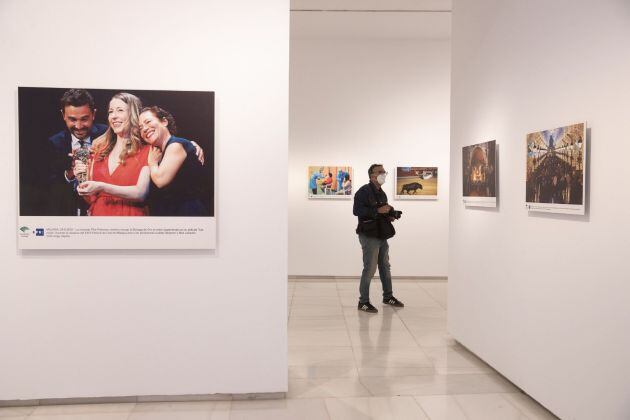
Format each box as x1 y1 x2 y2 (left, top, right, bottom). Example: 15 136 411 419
526 122 586 215
462 140 497 207
307 166 353 199
17 87 215 249
394 166 438 200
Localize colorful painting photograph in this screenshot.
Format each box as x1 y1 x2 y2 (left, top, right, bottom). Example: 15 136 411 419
307 166 353 198
526 122 586 214
394 166 438 200
462 140 497 207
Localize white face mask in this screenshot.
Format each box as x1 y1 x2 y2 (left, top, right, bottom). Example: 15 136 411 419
377 173 387 185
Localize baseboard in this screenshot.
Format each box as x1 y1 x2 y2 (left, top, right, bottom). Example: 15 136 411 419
288 275 447 282
0 392 286 408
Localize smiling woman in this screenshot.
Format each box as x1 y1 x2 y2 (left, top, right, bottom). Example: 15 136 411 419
139 106 209 216
75 92 152 216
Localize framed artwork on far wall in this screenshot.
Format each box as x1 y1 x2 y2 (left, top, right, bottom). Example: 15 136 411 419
462 140 497 207
526 122 586 215
307 166 353 199
394 166 438 200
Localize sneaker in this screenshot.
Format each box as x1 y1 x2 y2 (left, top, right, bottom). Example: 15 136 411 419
383 297 404 307
357 301 378 313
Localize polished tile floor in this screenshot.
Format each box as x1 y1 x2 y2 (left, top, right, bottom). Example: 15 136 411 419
1 280 557 419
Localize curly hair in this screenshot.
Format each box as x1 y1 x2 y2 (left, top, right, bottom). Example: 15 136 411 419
140 106 178 135
92 92 143 165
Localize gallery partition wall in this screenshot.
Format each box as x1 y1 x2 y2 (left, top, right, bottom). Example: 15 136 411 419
1 0 289 403
449 0 630 419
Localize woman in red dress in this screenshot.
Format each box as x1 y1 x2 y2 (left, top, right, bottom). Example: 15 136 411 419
76 92 151 216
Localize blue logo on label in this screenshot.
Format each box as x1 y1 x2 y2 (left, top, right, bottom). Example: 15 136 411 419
35 228 45 236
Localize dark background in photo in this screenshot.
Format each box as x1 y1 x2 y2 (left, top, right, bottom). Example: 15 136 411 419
18 87 214 216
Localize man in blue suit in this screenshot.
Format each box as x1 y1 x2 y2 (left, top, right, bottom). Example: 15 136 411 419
47 89 108 215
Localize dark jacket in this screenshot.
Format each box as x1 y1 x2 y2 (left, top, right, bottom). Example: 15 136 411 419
46 124 108 215
353 182 389 222
353 182 396 239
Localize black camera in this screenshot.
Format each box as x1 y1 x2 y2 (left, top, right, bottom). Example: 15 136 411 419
388 209 403 219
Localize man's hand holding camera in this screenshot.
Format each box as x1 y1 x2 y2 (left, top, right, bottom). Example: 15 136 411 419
377 204 392 214
377 204 402 222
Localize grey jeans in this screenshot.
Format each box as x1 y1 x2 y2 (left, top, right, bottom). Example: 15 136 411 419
358 233 393 303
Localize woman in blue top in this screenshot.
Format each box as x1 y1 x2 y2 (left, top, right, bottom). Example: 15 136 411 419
139 106 208 216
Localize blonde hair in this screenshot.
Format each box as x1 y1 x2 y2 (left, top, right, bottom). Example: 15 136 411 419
93 92 143 165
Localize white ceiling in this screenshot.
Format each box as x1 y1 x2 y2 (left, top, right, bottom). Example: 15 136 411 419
290 0 452 40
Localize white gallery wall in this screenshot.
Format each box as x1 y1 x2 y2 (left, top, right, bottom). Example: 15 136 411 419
0 0 288 401
289 12 451 277
449 1 630 419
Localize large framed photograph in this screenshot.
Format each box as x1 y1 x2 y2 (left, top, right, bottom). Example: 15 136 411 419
394 166 438 200
462 140 497 207
526 122 586 215
17 87 215 249
307 166 353 199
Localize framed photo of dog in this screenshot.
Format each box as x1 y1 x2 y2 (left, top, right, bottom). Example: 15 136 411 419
394 166 438 200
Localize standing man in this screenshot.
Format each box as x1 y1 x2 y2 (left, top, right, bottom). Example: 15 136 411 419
353 164 404 313
47 89 108 215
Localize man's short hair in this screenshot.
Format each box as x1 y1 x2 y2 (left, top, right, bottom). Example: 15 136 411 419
368 163 383 176
60 89 95 112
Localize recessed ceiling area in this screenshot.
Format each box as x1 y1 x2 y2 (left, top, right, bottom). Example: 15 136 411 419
291 0 452 12
291 0 452 40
